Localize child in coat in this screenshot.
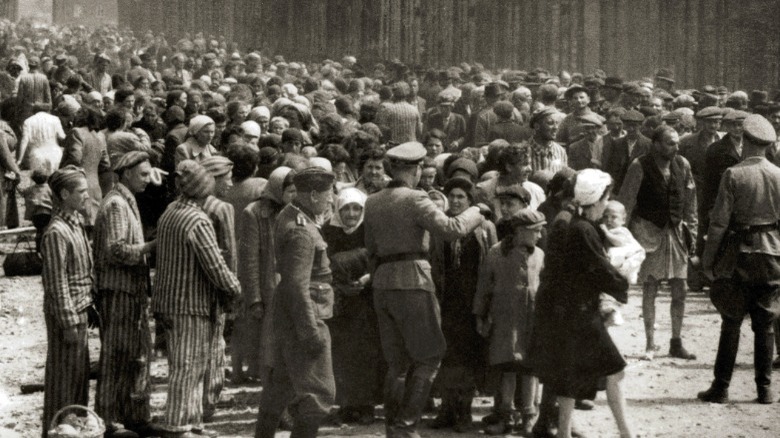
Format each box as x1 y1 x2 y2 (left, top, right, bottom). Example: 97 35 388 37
474 210 546 435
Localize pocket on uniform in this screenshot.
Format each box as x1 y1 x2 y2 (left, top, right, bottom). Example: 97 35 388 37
310 282 335 320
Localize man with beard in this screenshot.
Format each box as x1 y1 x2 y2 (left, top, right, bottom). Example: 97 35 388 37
619 126 698 361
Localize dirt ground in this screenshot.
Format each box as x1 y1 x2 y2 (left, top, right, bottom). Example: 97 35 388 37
1 261 780 437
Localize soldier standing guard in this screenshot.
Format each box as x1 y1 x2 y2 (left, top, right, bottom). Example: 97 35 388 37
699 115 780 404
364 142 484 438
254 167 337 438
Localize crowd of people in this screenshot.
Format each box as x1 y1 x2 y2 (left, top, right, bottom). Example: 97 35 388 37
3 18 780 438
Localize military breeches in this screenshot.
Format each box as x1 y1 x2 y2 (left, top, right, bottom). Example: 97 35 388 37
259 321 335 420
373 288 446 383
95 291 152 428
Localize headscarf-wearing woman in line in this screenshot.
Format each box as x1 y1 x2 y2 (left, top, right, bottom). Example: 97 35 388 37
322 187 385 425
529 169 634 438
429 177 496 432
174 114 217 168
235 166 297 382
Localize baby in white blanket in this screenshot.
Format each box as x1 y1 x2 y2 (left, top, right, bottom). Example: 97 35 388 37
599 200 646 326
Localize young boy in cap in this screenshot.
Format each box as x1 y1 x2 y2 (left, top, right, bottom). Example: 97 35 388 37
474 209 545 436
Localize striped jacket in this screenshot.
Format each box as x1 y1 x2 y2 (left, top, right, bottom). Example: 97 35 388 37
525 137 569 175
93 182 149 295
203 195 236 273
41 211 93 328
152 198 240 316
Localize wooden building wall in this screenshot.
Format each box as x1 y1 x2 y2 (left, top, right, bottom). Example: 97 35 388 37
117 0 780 91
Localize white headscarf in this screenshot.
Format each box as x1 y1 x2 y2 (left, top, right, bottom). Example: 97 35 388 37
574 169 612 207
330 187 367 235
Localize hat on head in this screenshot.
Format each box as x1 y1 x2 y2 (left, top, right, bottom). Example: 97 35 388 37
437 89 457 105
113 150 150 174
56 95 81 116
54 53 68 63
94 52 111 63
604 77 623 90
496 183 531 203
48 165 86 196
538 83 559 101
509 209 547 230
387 142 426 165
293 166 336 192
723 109 749 123
203 52 217 61
584 76 604 87
446 157 478 180
578 113 603 127
574 169 612 206
281 128 304 143
696 106 723 120
655 68 675 83
661 111 681 122
620 109 645 123
240 120 261 138
309 157 333 172
27 56 40 68
564 85 588 100
716 86 729 95
743 114 777 146
485 82 503 99
530 107 559 128
200 156 234 177
139 52 152 61
176 160 215 198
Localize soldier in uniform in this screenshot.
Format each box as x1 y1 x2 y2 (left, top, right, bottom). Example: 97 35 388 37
255 167 337 438
699 115 780 404
363 142 484 438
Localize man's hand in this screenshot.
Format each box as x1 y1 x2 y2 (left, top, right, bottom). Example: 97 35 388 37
63 326 80 345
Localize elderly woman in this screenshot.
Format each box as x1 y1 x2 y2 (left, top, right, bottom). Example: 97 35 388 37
529 169 634 438
175 115 217 167
429 177 496 432
322 187 384 425
235 166 297 382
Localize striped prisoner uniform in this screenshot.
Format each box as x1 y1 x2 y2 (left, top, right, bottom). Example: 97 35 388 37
525 137 569 174
152 198 240 433
41 211 92 437
93 182 152 430
201 195 236 419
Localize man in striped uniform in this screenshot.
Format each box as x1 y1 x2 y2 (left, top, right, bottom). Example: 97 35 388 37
200 156 236 422
94 151 156 438
41 166 93 437
152 160 241 438
255 167 337 438
524 107 569 175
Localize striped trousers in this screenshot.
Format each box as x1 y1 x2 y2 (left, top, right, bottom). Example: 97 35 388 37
95 291 152 429
159 314 211 433
42 312 89 438
203 312 225 418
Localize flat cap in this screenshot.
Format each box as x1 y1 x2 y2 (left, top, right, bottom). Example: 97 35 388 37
530 107 559 128
139 52 152 61
437 89 458 105
620 109 645 123
584 76 604 87
94 52 111 63
485 82 503 99
446 157 478 180
604 77 623 89
293 166 336 192
578 113 603 127
655 68 675 83
496 183 531 203
743 114 777 146
722 109 749 123
54 53 67 63
27 56 40 67
696 106 723 119
661 111 681 122
387 142 426 164
564 85 588 100
113 150 150 173
203 52 217 60
510 209 547 230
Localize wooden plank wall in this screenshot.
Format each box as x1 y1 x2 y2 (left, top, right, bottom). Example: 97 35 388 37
116 0 780 90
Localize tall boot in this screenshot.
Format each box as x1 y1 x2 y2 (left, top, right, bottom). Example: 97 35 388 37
392 376 434 438
254 411 281 438
430 391 455 429
698 318 740 403
754 326 775 404
289 416 321 438
452 393 474 433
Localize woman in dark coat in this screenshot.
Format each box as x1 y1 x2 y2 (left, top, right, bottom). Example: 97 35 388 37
529 169 634 438
322 187 384 424
429 177 496 432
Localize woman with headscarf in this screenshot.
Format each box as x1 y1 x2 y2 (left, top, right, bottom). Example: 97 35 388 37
175 115 217 167
235 166 297 383
429 177 496 432
529 169 634 438
0 99 22 229
321 187 384 425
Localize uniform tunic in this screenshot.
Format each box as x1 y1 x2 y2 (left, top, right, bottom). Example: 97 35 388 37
259 202 336 420
93 182 152 428
41 211 93 436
